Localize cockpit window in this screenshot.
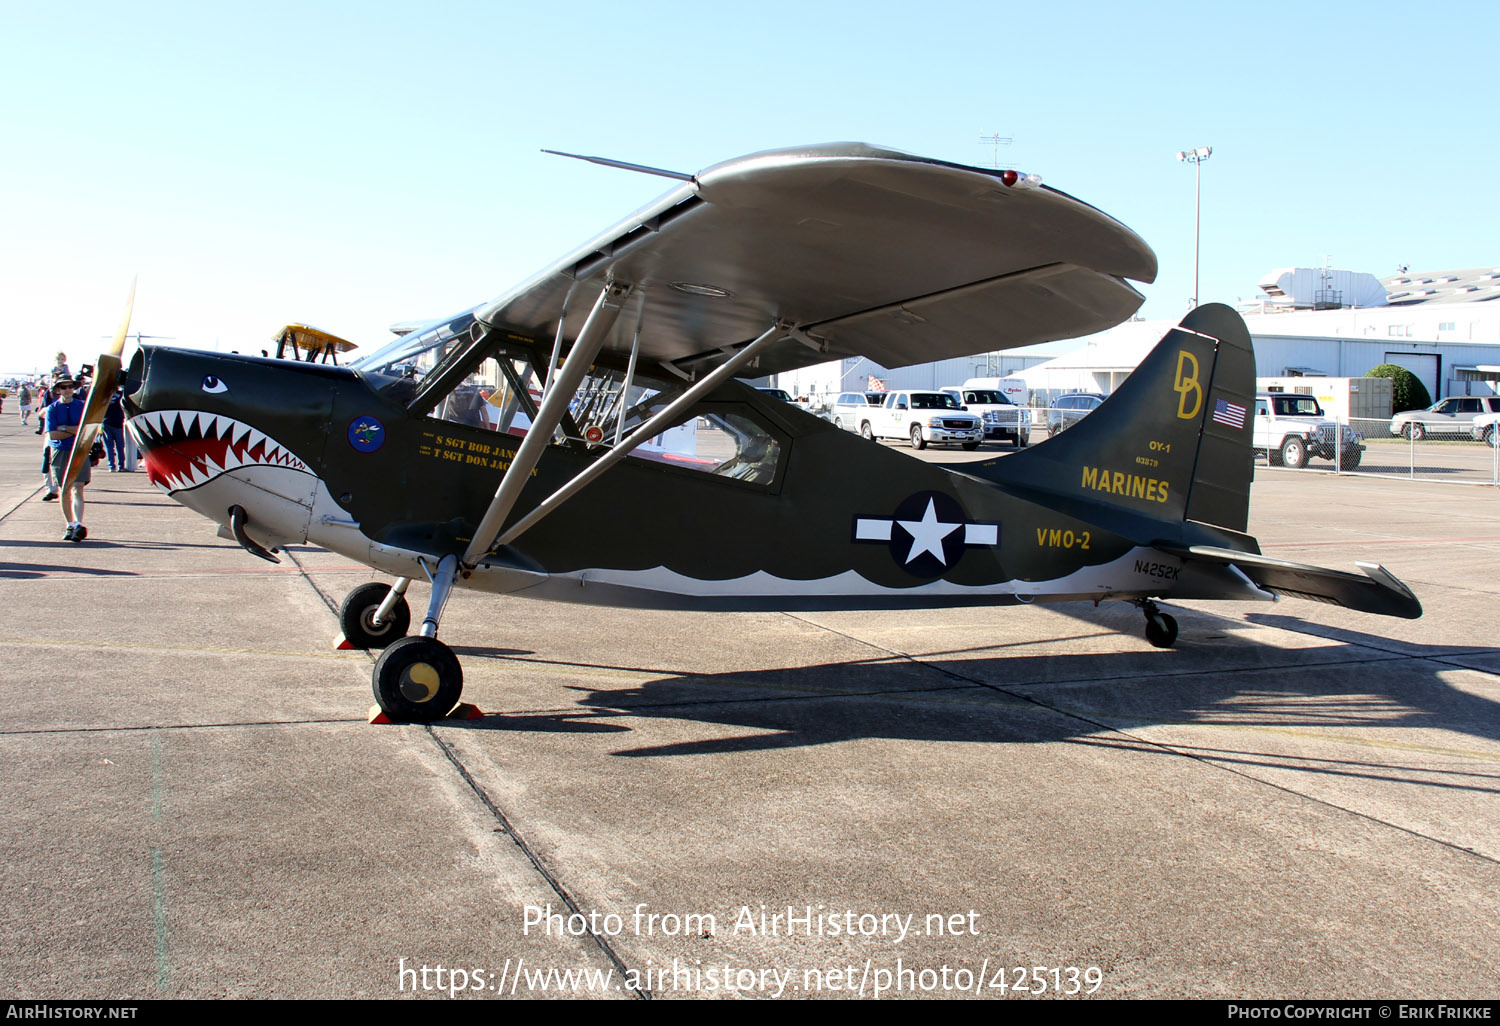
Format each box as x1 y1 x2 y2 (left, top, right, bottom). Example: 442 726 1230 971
350 311 479 379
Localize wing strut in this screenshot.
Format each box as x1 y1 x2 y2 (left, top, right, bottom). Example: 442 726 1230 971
486 319 791 553
461 282 631 566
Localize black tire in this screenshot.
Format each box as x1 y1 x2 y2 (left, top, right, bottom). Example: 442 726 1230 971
1487 426 1499 449
1015 432 1028 448
961 440 980 451
338 582 411 649
910 424 926 450
1266 447 1283 467
1407 422 1426 442
1340 449 1363 471
372 636 463 721
860 422 874 441
1145 612 1179 649
1280 436 1308 469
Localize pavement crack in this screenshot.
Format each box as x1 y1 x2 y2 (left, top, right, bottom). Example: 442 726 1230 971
425 727 651 999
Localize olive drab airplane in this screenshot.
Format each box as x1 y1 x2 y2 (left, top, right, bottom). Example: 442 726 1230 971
105 143 1421 722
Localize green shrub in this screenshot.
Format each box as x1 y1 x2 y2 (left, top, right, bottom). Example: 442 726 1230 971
1366 364 1432 412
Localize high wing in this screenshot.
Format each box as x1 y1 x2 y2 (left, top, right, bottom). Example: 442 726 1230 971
473 142 1157 378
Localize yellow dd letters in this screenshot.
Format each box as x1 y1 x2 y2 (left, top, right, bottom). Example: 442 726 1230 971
1173 350 1202 420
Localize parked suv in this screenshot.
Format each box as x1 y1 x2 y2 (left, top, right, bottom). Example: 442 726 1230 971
831 391 884 432
1389 396 1500 440
1046 393 1106 437
1254 393 1364 469
1470 411 1500 447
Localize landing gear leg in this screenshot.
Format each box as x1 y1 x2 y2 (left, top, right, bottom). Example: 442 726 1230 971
372 555 464 721
1137 598 1179 649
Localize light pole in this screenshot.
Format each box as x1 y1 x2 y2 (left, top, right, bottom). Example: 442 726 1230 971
1176 146 1212 308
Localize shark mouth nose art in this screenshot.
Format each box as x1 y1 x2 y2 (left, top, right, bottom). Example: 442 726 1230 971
127 410 310 493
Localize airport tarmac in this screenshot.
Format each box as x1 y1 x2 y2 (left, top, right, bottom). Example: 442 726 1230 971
2 412 1497 1000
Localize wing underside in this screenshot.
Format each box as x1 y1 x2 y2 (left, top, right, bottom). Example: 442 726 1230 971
475 143 1158 378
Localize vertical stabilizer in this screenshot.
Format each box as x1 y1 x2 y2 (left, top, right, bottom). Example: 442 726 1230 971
968 303 1256 534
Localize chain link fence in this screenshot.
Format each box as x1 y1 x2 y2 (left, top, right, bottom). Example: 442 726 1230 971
1254 415 1500 484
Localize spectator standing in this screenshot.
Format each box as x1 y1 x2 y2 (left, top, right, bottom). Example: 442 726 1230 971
43 379 90 541
102 389 126 471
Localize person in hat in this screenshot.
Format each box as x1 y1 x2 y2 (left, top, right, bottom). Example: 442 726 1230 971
43 379 90 541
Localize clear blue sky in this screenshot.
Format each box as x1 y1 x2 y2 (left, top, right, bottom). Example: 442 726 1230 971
3 0 1495 374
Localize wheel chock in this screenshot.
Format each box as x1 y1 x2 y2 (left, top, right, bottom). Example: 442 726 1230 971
365 703 483 725
334 633 356 651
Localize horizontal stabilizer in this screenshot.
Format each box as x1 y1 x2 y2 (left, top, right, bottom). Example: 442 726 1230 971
1160 545 1423 619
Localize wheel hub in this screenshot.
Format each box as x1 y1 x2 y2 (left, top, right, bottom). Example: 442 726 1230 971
399 662 440 703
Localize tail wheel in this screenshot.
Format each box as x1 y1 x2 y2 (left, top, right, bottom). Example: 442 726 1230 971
372 636 463 722
910 424 927 450
1145 612 1179 649
339 582 411 649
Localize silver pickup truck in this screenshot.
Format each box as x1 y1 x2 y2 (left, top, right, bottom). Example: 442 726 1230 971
858 390 982 450
940 386 1030 447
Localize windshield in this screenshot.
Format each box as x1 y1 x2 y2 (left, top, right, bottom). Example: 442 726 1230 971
350 310 480 380
962 390 1011 405
1272 396 1324 416
910 393 961 410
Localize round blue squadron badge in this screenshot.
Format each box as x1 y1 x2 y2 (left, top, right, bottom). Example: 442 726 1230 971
348 416 385 453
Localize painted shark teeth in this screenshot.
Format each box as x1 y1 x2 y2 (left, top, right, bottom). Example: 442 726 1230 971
126 408 310 493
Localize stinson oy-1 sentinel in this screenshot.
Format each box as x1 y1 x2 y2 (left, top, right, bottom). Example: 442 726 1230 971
79 144 1420 720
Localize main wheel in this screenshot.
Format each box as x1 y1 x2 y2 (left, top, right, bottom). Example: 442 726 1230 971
910 424 926 450
1280 436 1308 469
1407 422 1426 442
1144 612 1179 649
339 582 411 649
372 636 463 721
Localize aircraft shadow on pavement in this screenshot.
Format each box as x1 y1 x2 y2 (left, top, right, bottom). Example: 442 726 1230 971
456 621 1500 796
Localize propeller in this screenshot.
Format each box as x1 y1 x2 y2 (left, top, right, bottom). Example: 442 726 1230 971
60 278 135 492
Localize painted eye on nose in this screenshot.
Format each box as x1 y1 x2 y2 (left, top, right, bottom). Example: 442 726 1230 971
201 375 228 394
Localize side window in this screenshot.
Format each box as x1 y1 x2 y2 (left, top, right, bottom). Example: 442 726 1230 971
1256 400 1268 417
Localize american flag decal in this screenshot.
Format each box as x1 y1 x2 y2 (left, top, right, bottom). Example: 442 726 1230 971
1212 397 1247 429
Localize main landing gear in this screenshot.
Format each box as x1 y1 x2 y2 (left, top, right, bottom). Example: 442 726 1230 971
339 555 465 721
1137 599 1179 649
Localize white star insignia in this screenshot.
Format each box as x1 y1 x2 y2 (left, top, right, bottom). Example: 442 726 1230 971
896 498 961 565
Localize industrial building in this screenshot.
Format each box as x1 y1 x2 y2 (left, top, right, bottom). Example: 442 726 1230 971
766 266 1500 405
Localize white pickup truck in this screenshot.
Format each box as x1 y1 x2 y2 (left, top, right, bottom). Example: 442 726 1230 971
858 390 983 450
939 386 1030 447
